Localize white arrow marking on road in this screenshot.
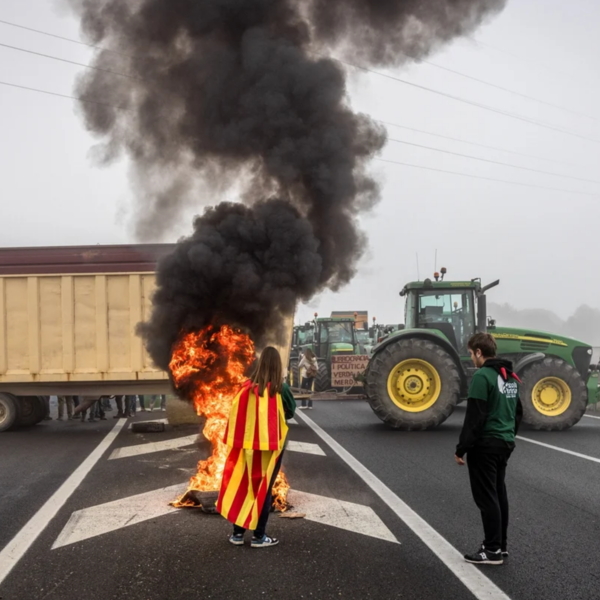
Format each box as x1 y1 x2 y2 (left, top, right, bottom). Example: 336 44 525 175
52 483 185 549
286 441 326 456
109 434 199 460
52 486 397 550
287 490 398 544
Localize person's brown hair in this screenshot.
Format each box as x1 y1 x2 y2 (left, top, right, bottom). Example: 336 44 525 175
304 348 315 360
467 333 497 358
251 346 283 395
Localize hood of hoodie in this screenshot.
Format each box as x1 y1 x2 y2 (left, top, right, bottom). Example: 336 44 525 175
483 357 518 382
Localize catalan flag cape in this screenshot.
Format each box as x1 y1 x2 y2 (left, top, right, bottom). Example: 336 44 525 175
217 380 289 530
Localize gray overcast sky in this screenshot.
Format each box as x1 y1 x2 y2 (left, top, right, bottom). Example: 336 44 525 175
0 0 599 325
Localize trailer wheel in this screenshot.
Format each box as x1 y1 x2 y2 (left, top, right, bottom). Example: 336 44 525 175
16 396 45 427
366 338 461 430
0 393 20 432
520 358 587 430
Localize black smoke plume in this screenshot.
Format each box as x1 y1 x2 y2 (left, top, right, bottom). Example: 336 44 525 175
67 0 506 369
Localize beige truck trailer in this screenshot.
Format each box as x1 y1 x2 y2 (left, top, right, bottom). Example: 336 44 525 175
0 244 293 432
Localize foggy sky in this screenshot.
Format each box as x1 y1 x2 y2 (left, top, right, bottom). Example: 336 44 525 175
0 0 599 325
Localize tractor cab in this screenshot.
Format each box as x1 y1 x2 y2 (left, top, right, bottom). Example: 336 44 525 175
401 273 499 356
314 317 357 358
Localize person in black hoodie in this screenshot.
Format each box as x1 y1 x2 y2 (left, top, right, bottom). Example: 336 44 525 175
455 332 523 565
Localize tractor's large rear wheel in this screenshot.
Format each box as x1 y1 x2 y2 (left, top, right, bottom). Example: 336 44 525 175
520 358 587 430
366 338 461 430
314 360 331 392
288 360 300 389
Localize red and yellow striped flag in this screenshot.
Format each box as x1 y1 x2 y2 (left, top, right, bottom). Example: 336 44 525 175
217 381 288 530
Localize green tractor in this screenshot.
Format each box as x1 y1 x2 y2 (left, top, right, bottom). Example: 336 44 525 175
365 274 600 431
290 316 360 391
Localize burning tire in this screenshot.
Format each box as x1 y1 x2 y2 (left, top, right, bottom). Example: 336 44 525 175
0 393 20 432
366 338 460 430
131 421 166 433
520 358 587 431
314 360 331 392
17 396 46 427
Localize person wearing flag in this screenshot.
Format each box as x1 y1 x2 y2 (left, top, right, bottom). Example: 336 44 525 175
217 346 296 548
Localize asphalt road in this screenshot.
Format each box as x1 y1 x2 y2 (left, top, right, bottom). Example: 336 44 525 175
1 400 599 600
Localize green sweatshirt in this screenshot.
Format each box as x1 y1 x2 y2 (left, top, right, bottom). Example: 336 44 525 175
281 382 297 421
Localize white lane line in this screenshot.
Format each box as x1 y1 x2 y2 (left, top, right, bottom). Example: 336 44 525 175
128 418 168 429
288 490 398 544
286 440 326 456
295 411 510 600
584 414 600 421
52 483 183 549
109 434 199 460
0 419 127 586
517 435 600 464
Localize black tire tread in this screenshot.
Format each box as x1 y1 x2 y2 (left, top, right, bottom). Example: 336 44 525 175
17 396 46 427
0 393 20 432
314 360 331 392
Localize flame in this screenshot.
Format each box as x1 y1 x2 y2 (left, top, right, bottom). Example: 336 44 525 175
169 324 290 511
272 472 291 512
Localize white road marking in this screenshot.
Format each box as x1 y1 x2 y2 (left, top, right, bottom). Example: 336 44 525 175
128 418 168 429
0 419 127 586
288 490 398 544
295 411 511 600
583 414 600 421
109 434 199 460
288 418 298 425
286 440 326 456
52 483 183 549
517 435 600 464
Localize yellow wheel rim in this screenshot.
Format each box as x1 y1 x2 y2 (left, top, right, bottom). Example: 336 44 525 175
532 377 571 416
387 359 441 412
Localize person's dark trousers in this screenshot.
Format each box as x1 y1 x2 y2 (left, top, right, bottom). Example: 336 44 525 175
97 401 106 420
114 395 126 417
467 449 511 552
301 377 314 407
233 450 285 539
126 395 137 415
73 396 80 408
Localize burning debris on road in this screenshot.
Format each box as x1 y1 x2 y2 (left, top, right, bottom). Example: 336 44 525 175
168 324 290 511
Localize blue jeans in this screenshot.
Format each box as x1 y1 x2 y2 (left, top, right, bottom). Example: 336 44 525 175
233 450 284 539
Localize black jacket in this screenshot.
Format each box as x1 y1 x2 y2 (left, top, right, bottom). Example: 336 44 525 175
456 358 523 458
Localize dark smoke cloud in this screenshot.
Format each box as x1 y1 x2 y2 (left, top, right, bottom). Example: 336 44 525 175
144 199 322 369
67 0 506 369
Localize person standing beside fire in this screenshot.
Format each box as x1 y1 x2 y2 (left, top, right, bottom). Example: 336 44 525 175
217 346 296 548
298 348 318 409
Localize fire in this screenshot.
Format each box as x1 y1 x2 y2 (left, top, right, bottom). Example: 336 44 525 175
272 472 290 512
169 324 290 511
